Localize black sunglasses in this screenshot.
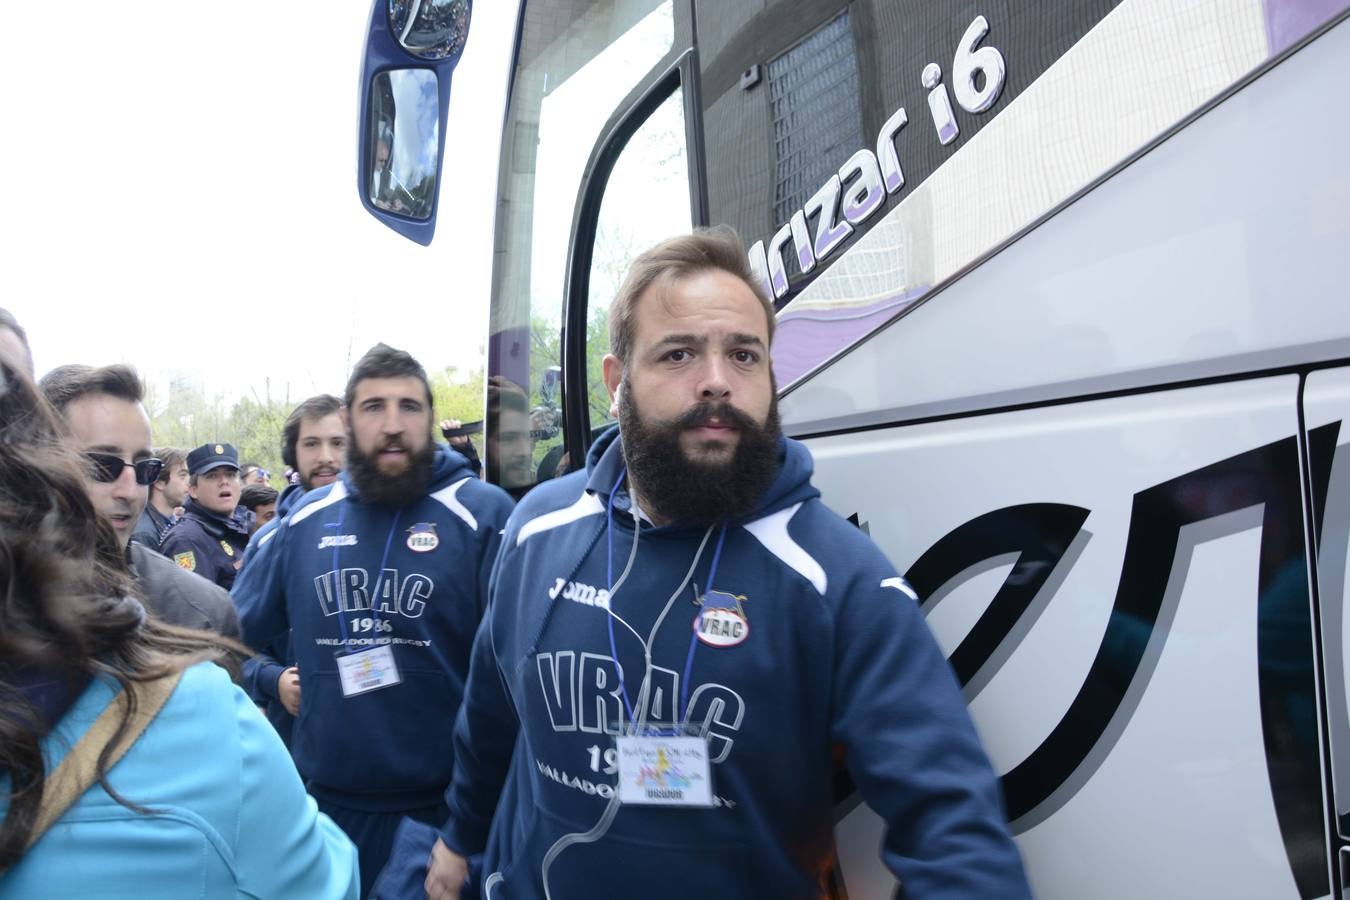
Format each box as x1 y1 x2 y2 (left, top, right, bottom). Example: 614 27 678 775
85 452 164 486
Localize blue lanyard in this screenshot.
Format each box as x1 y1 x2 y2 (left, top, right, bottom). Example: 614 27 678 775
330 504 405 651
604 467 729 728
683 523 727 720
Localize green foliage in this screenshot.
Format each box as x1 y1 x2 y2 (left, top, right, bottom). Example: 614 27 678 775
583 305 613 429
527 309 611 430
430 364 485 425
145 379 293 487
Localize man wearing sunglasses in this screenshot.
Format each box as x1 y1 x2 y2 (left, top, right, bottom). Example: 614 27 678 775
161 442 253 591
39 364 239 637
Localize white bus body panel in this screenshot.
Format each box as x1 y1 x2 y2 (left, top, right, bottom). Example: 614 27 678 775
1308 368 1350 840
814 377 1313 897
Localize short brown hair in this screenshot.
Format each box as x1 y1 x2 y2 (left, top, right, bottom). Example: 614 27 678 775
345 344 431 410
39 363 144 415
154 447 186 483
607 226 775 364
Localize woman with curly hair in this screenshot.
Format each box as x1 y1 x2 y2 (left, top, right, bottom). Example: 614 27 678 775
0 344 360 898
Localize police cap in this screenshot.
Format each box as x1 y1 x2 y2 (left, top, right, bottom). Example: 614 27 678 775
187 442 240 477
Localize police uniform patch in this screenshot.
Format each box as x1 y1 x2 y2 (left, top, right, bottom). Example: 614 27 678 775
406 522 439 552
174 551 196 572
214 444 224 455
220 540 234 557
694 590 749 648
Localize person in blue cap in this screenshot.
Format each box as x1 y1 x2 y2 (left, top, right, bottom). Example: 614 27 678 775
425 228 1031 899
160 441 252 590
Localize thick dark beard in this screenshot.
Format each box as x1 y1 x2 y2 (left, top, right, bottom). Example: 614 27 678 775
619 387 781 527
345 434 435 506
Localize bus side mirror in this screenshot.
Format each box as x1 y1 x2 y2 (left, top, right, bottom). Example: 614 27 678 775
357 0 472 246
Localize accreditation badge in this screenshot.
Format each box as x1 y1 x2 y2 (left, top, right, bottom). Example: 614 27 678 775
335 644 402 698
615 726 714 808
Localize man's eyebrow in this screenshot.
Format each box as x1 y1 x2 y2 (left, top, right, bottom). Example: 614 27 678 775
652 333 705 348
650 333 767 349
85 444 125 455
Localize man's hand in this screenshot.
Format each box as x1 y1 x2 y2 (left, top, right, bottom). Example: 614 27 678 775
425 838 469 900
278 666 301 716
439 419 473 451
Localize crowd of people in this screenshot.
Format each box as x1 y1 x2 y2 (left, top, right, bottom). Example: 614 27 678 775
0 227 1032 899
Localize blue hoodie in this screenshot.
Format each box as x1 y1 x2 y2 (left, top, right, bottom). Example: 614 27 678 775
234 446 514 810
233 481 313 746
441 427 1029 899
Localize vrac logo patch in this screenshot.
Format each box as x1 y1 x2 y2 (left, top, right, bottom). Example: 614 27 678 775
406 523 439 552
695 590 749 648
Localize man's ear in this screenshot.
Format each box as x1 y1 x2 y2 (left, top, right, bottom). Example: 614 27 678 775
602 354 623 418
340 406 350 429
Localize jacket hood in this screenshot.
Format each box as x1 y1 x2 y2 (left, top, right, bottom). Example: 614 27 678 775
0 666 90 745
339 444 474 502
276 482 306 518
582 424 819 526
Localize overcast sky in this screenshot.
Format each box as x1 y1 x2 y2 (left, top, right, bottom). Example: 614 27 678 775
0 1 519 409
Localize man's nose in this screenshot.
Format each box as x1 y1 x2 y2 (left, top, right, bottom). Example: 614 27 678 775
110 465 141 501
698 356 732 401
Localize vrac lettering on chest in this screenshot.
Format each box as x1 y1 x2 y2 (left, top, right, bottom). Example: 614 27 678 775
535 651 744 763
313 568 433 618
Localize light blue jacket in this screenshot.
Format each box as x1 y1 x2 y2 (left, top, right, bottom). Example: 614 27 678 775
1 662 359 899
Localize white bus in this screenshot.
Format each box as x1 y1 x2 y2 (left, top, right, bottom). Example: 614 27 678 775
358 1 1350 895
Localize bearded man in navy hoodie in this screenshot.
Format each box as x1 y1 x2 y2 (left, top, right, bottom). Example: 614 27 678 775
235 344 514 897
427 227 1032 899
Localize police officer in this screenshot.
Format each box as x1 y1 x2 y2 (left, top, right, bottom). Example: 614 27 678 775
161 442 251 590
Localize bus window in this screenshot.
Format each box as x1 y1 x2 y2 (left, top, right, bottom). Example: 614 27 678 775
487 0 677 493
585 86 692 435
